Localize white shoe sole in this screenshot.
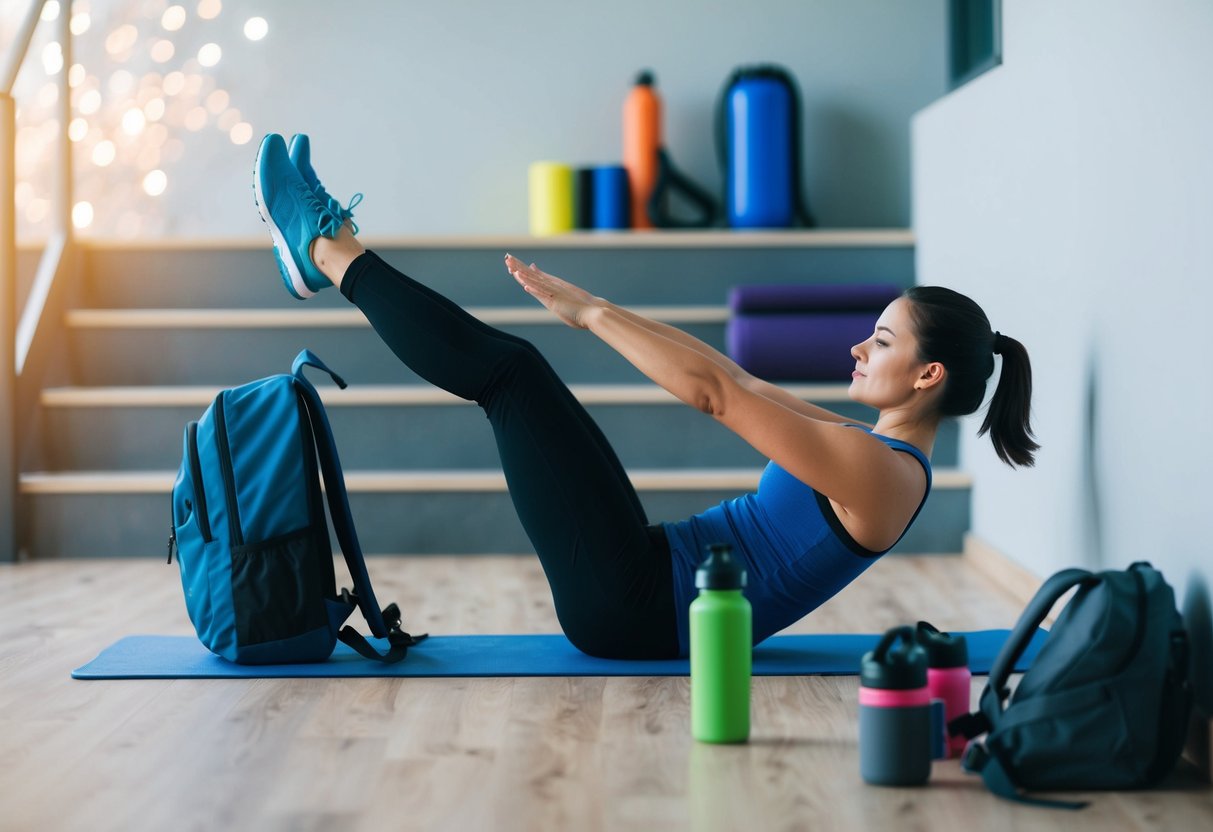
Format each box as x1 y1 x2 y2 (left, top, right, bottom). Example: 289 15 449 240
253 138 316 301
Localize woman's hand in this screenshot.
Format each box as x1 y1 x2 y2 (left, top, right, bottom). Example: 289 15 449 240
504 254 603 329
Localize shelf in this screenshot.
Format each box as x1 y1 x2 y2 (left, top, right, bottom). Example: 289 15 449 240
72 228 914 252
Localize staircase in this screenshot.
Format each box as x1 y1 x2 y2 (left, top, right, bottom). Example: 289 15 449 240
19 230 971 557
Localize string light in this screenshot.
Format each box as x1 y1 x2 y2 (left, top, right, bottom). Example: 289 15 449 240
78 89 101 114
72 201 94 229
229 122 252 145
197 0 222 21
105 25 138 57
244 17 268 41
13 0 266 236
162 5 186 31
142 170 168 196
151 40 175 63
91 140 116 167
122 108 147 136
197 43 221 67
42 42 63 75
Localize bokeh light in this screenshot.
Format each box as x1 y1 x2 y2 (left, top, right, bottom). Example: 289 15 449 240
91 140 116 167
162 5 186 31
244 17 268 41
197 0 222 21
13 0 263 237
197 43 222 67
42 42 63 75
151 40 175 63
229 122 252 145
143 170 168 196
78 89 101 114
122 108 147 136
72 201 94 229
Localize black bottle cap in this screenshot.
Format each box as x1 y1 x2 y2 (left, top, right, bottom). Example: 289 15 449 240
860 626 927 690
915 621 969 669
695 543 746 590
634 69 655 87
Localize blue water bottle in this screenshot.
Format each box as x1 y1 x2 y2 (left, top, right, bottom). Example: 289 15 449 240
720 66 804 229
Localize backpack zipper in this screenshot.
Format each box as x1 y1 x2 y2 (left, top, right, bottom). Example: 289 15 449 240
211 392 244 548
186 420 213 542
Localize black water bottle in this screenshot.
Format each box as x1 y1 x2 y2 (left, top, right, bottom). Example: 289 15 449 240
858 626 933 786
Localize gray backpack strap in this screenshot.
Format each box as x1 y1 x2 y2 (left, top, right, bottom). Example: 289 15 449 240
983 568 1099 714
961 568 1101 810
962 744 1088 810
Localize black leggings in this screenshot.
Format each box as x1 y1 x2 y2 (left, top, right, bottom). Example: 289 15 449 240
341 251 680 659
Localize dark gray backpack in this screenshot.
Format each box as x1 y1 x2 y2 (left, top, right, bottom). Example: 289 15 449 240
955 562 1192 809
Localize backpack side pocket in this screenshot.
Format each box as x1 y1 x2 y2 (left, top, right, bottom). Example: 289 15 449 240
230 525 333 658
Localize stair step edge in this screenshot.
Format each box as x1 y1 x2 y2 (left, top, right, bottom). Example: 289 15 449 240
66 306 730 329
41 382 856 408
20 468 972 494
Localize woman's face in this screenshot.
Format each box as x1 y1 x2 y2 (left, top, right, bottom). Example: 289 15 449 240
848 297 937 411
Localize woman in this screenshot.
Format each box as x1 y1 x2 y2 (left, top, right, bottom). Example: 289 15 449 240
254 133 1038 660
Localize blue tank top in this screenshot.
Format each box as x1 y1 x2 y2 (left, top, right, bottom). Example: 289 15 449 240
663 428 932 656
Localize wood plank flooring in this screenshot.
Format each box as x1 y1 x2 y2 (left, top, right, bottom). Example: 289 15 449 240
1 555 1208 831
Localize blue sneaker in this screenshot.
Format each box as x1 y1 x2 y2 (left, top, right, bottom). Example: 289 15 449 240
253 133 341 300
288 133 363 233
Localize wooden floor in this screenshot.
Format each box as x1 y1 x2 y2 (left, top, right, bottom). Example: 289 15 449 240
1 554 1209 831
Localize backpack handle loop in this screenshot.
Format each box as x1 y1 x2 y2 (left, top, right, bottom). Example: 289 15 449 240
292 349 348 390
984 568 1099 711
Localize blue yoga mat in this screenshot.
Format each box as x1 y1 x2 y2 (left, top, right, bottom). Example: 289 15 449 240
72 630 1046 680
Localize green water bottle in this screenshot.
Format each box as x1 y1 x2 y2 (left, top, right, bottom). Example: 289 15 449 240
690 543 752 743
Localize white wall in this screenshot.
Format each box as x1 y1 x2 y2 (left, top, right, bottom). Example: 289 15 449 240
912 0 1213 705
25 0 947 237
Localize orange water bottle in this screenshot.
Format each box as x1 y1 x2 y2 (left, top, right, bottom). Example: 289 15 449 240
622 70 661 229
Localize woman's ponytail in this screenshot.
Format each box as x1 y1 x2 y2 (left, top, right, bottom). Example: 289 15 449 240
903 287 1040 469
978 332 1039 467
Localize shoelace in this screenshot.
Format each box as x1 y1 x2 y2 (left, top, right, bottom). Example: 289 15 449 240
326 192 362 235
295 181 342 239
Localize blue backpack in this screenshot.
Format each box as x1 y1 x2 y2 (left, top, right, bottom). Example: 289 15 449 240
168 349 426 665
954 562 1192 809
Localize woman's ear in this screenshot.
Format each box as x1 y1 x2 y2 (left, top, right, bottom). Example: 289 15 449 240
915 362 946 392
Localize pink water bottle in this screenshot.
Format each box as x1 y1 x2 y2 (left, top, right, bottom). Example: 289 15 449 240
916 621 971 758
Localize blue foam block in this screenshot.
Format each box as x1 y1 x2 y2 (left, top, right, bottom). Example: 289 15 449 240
71 630 1046 680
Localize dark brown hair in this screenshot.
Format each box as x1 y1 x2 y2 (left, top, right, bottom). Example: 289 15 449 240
903 286 1039 467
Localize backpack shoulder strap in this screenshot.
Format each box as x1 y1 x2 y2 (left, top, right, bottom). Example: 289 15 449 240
291 350 426 662
982 567 1100 715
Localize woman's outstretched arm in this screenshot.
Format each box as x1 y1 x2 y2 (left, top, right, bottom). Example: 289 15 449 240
504 257 912 532
503 256 868 428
